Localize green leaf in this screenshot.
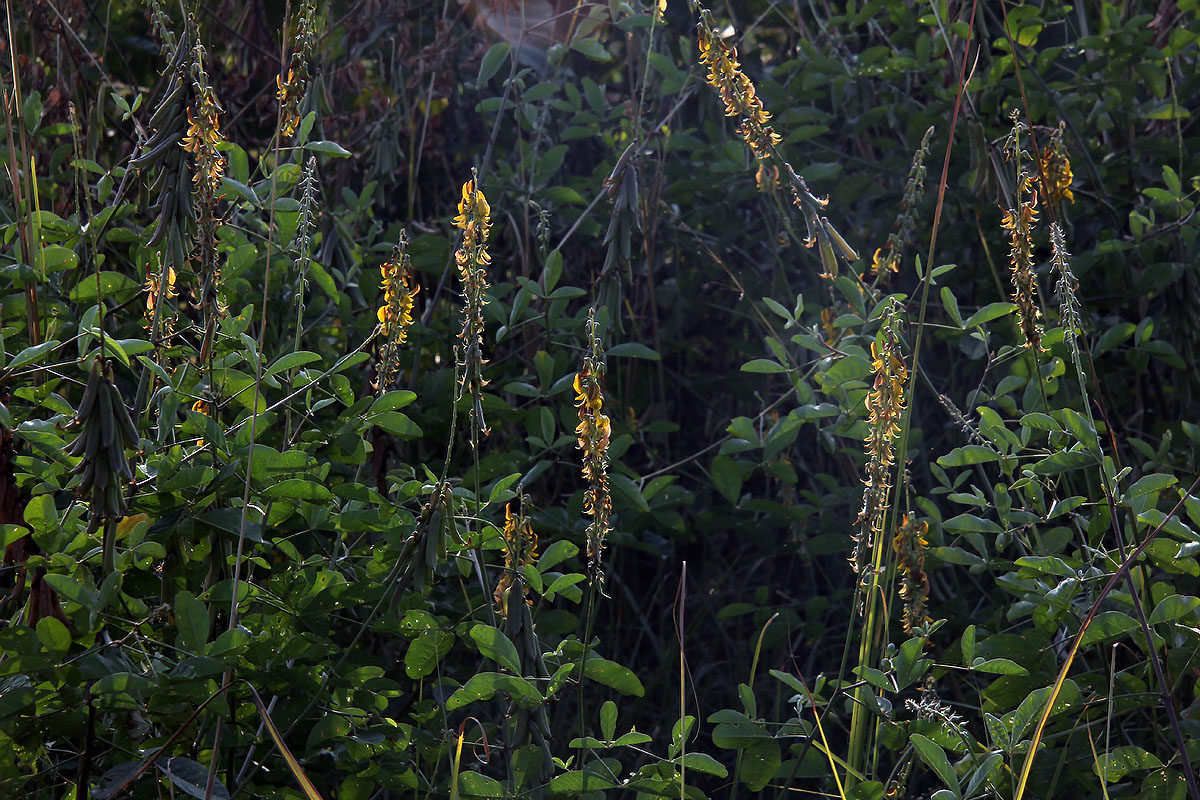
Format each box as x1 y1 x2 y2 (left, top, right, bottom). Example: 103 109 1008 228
458 771 505 798
404 629 453 679
1031 450 1096 475
470 623 522 674
447 672 543 710
1148 595 1200 625
675 752 728 777
709 710 772 748
741 359 788 374
1020 412 1061 432
1079 610 1139 646
607 342 660 360
546 770 616 796
262 479 334 502
937 446 999 467
36 617 70 656
175 591 209 652
305 140 352 157
739 739 781 791
477 42 511 85
970 657 1028 675
42 574 100 612
1093 746 1163 782
962 302 1016 330
583 656 644 696
943 513 1002 534
370 411 423 438
600 700 617 741
68 272 140 303
570 37 611 61
1125 473 1177 501
6 340 60 373
538 540 579 572
370 390 417 413
910 734 961 797
265 351 321 378
941 287 962 326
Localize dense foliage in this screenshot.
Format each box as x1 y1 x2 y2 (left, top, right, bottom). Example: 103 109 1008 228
2 1 1200 798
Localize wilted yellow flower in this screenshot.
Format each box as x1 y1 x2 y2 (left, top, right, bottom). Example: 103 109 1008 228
1039 123 1074 205
893 513 931 635
1001 196 1044 351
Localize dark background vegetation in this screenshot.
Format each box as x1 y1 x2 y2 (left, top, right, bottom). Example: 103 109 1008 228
2 0 1200 798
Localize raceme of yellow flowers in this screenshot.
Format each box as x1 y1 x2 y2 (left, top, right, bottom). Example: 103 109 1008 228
893 513 931 635
852 302 908 589
453 173 493 441
575 308 611 587
277 0 317 138
377 230 419 386
695 10 781 164
494 501 539 616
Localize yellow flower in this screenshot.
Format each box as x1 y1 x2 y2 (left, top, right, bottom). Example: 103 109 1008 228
377 231 419 385
453 174 493 441
494 501 539 615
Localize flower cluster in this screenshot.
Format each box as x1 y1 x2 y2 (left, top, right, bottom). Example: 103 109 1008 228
852 302 907 585
1050 222 1083 370
892 513 931 635
143 257 178 338
453 173 492 441
575 308 611 586
1002 114 1044 352
183 37 227 327
1001 198 1043 351
694 5 856 279
868 127 933 281
494 500 539 615
1039 122 1074 206
377 230 419 386
277 0 317 138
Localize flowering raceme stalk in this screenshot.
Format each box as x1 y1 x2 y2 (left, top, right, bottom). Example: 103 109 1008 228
1002 114 1044 352
453 172 492 443
494 500 539 616
693 4 856 278
893 513 931 635
852 301 907 588
378 230 419 386
183 33 227 363
278 0 317 138
869 127 933 281
1039 122 1074 206
575 308 611 586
